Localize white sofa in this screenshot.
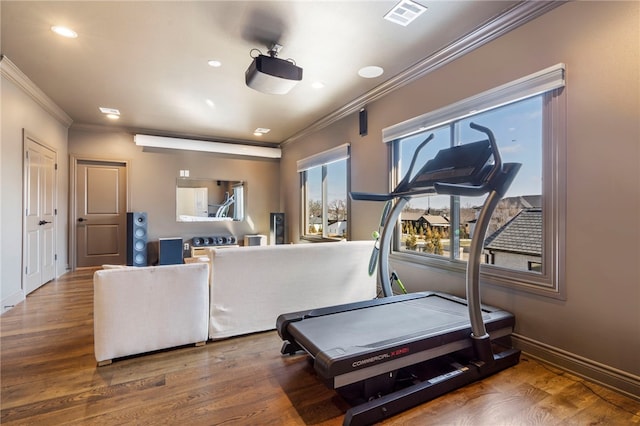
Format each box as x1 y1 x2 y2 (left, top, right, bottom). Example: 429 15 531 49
204 241 377 339
93 241 377 364
93 263 209 365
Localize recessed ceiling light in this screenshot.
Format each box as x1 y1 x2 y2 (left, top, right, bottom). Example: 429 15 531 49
99 107 120 120
99 107 120 115
253 128 271 136
311 81 325 89
358 66 384 79
205 99 215 107
51 25 78 38
207 60 222 67
384 0 427 27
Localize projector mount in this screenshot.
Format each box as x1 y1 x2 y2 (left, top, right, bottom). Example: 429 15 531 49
267 43 283 58
249 43 296 65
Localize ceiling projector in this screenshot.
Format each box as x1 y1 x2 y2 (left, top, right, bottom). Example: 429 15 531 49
245 54 303 95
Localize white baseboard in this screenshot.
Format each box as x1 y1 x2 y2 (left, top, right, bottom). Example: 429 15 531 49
512 333 640 401
1 290 25 314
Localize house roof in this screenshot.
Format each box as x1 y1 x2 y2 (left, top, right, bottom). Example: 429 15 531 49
484 209 542 256
402 212 425 222
401 213 449 226
502 195 542 209
423 214 450 226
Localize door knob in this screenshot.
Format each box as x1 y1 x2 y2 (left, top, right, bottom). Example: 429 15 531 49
78 218 86 222
38 220 52 225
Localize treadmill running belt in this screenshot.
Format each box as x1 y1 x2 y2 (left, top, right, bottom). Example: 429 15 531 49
287 293 511 364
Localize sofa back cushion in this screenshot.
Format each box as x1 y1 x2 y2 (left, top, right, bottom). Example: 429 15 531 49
208 241 377 339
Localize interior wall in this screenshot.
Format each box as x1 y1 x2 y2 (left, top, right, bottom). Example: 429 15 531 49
68 127 280 251
1 69 69 312
280 1 639 378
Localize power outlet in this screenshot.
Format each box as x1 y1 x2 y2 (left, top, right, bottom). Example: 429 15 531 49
183 242 190 251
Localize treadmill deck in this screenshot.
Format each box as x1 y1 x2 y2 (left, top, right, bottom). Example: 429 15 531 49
282 292 514 387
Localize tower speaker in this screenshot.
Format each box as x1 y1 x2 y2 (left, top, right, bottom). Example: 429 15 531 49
126 212 147 267
270 212 285 245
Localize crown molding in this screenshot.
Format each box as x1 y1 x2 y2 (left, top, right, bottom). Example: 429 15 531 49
1 55 73 128
281 0 567 147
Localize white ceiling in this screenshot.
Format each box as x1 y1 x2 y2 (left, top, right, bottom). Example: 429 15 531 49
1 1 526 146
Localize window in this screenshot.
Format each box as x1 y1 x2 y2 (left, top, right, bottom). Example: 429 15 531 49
299 144 350 240
384 64 566 298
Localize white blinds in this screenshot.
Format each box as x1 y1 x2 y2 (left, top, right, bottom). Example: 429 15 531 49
382 63 566 143
296 143 350 172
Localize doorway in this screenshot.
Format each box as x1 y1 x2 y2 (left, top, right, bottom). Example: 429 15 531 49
23 132 57 294
70 157 128 269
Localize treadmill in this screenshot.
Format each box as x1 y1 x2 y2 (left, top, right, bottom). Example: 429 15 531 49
277 123 522 425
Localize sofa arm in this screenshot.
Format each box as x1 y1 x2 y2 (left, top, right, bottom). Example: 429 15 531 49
93 263 209 365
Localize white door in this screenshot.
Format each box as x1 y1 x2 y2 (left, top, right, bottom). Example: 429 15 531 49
23 133 57 294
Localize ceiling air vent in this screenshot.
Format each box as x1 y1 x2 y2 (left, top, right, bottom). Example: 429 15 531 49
384 0 427 27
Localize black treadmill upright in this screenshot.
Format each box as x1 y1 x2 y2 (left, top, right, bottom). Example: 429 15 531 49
277 123 522 426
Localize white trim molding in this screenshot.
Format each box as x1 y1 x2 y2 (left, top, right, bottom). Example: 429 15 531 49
513 334 640 401
0 55 73 128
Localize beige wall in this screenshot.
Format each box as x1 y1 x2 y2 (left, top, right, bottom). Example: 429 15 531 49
281 1 640 380
68 127 280 246
1 67 70 311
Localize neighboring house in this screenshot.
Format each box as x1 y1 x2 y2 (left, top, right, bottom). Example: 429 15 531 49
308 216 323 233
401 211 424 228
466 195 541 238
483 209 542 272
326 220 347 237
402 212 450 235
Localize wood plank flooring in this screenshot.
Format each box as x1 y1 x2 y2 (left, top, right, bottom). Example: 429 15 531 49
2 268 639 425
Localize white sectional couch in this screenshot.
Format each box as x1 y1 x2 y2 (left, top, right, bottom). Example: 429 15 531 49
204 241 377 339
93 241 377 364
93 263 209 365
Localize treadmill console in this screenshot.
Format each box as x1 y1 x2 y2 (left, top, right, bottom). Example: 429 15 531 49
408 140 493 189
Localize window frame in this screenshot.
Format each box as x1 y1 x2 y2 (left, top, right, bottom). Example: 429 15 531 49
298 144 351 241
385 65 566 299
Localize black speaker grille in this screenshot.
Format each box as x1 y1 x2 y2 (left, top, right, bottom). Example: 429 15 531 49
127 212 147 267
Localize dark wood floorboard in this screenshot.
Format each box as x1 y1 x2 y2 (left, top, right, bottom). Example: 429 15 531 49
2 268 639 425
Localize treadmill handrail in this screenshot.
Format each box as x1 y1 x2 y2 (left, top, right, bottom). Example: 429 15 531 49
395 133 434 194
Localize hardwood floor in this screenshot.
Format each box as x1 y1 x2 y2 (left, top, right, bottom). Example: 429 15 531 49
2 268 639 425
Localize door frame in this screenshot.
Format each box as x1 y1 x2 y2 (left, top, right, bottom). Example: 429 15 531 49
23 130 58 293
69 155 130 271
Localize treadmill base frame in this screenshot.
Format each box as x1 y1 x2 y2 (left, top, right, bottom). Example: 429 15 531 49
341 344 521 426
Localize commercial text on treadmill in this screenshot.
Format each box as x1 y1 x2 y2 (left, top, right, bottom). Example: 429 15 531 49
352 347 410 368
